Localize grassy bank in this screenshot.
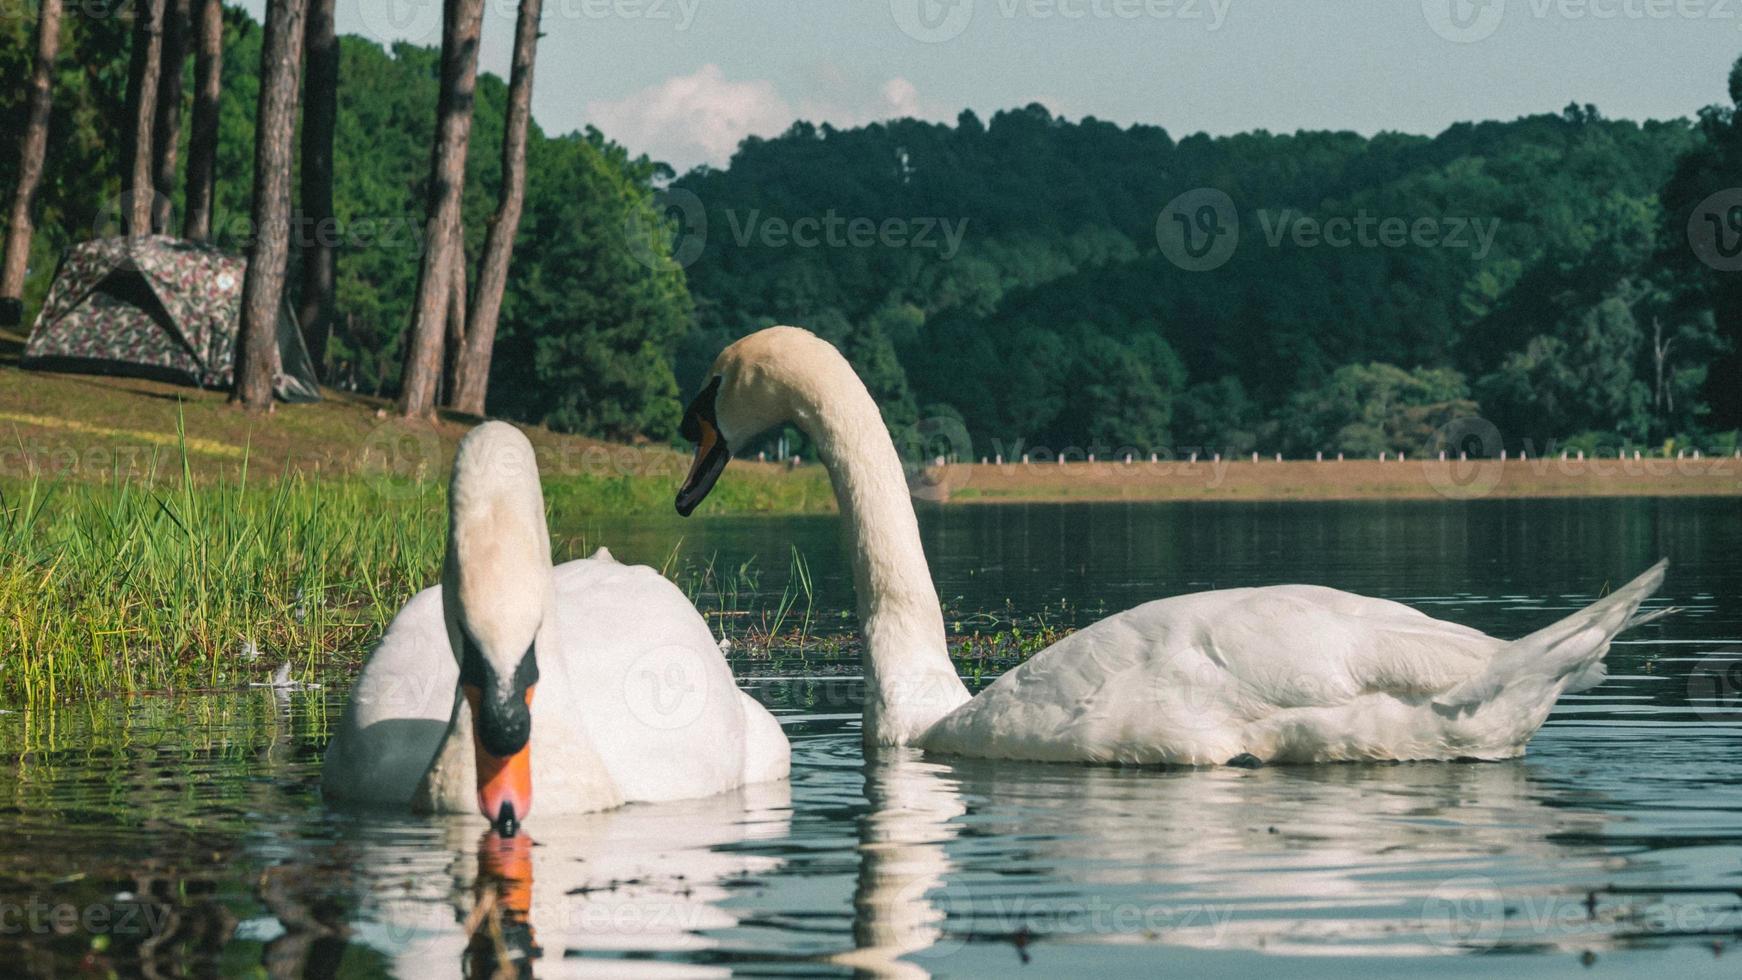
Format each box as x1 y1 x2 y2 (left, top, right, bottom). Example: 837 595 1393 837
6 341 1736 506
0 334 834 510
0 438 440 702
0 348 830 704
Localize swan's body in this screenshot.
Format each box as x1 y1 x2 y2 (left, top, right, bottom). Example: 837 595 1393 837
324 423 788 820
923 574 1664 764
675 326 1671 765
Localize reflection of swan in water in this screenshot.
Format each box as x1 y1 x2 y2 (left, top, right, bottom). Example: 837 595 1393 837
828 749 965 978
831 752 1638 963
466 831 537 978
350 780 791 977
939 758 1627 957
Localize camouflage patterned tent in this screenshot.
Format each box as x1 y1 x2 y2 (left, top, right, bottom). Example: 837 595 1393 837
22 236 320 402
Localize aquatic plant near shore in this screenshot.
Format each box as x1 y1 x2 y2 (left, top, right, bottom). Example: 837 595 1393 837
0 422 445 703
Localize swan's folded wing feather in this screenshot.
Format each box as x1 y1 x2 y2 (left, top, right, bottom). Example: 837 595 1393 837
550 557 761 801
322 586 457 805
1199 587 1500 703
932 587 1503 761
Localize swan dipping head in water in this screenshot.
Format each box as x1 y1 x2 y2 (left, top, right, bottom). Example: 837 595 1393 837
446 422 551 831
325 421 786 825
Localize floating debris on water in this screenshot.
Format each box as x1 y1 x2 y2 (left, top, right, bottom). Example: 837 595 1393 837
249 663 321 691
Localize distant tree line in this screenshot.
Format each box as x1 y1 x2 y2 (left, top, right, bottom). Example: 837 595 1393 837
677 97 1742 458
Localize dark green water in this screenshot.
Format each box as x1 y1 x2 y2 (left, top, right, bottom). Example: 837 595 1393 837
2 498 1739 977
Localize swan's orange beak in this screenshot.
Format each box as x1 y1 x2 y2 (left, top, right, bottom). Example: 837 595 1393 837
465 683 535 834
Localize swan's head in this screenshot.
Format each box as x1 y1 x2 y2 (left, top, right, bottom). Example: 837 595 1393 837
448 422 552 833
676 326 842 515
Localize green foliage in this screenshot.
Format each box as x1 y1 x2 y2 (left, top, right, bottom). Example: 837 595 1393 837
0 7 132 312
1658 54 1742 431
487 131 693 440
675 100 1730 454
1283 363 1477 456
1175 376 1260 454
1 7 692 441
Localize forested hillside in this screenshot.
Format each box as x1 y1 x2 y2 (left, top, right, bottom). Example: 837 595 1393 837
677 101 1739 457
5 7 1740 456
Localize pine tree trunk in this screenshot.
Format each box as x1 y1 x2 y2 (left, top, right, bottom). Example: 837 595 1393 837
398 0 485 418
0 0 63 323
183 0 223 241
443 233 468 405
150 0 190 233
232 0 309 411
296 0 338 377
452 0 542 416
123 0 166 236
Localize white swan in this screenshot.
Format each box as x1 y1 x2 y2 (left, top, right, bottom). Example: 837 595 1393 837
673 326 1672 765
324 421 789 829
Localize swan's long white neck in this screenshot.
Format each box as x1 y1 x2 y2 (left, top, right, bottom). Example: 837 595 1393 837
778 350 971 746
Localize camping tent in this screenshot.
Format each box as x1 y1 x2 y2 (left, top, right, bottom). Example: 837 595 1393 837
22 236 320 402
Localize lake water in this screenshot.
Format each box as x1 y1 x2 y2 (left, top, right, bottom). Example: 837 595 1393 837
2 498 1739 977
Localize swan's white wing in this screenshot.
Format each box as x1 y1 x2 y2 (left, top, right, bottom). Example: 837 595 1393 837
322 587 457 806
551 559 769 802
923 586 1503 765
738 690 793 784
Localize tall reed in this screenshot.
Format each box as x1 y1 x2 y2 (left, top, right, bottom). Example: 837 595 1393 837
0 423 445 704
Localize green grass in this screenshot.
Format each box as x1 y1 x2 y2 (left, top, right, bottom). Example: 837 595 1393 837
0 413 836 705
0 438 444 704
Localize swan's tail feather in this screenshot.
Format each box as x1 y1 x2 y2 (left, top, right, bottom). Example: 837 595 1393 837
1433 559 1669 710
1625 604 1682 630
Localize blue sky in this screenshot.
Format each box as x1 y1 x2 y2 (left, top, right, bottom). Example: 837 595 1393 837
241 0 1742 172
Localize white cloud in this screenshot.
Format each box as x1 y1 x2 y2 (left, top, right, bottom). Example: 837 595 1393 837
586 65 943 173
880 78 922 119
586 64 794 173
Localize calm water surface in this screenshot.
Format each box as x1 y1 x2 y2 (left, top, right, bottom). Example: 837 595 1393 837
3 498 1739 977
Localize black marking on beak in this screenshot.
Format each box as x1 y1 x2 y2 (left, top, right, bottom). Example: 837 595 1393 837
677 376 730 516
460 631 540 757
495 801 519 836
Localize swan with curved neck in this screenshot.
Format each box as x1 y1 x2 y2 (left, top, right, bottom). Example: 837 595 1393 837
325 422 790 828
677 328 971 744
676 326 1673 764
